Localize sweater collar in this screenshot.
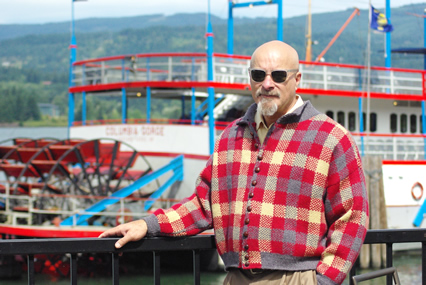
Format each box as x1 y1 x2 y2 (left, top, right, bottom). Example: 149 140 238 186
237 100 320 127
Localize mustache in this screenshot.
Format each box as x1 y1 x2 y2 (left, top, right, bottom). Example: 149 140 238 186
256 90 279 98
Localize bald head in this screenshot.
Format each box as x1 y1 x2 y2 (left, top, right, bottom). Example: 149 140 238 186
250 40 299 70
248 41 302 126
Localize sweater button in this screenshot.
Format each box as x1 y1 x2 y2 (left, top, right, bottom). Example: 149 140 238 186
244 255 249 261
243 232 249 238
255 167 260 173
245 218 250 225
247 206 252 212
257 154 263 160
254 143 259 148
245 262 250 267
251 180 257 186
244 244 249 250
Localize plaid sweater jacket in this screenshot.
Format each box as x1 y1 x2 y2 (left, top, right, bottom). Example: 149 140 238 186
144 101 369 285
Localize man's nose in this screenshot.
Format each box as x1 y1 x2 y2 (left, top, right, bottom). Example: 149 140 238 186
262 74 274 90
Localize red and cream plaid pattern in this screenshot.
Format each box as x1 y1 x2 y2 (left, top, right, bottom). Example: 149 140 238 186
144 102 369 285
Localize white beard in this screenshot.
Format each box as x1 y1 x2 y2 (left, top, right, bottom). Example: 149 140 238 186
257 97 278 117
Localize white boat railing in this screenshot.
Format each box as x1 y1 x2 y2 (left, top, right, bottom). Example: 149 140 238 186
353 135 426 160
71 53 425 97
0 186 179 227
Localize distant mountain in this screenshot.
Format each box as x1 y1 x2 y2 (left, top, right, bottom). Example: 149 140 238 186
0 13 227 41
0 3 425 73
1 3 424 42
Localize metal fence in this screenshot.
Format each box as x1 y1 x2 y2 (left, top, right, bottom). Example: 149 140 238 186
0 229 425 285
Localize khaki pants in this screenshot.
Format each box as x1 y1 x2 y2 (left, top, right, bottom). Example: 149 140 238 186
223 268 317 285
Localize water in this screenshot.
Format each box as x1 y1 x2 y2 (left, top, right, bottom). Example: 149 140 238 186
0 251 422 285
0 127 68 143
1 272 227 285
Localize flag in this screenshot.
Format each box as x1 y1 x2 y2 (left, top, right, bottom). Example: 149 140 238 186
370 5 394 33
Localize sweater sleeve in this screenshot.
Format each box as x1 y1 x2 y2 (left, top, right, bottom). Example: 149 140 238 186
316 134 369 285
143 156 214 237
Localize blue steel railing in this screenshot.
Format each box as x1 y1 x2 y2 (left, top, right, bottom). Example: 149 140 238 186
1 229 426 285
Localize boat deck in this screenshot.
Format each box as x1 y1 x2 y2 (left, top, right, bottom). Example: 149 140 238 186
69 52 425 101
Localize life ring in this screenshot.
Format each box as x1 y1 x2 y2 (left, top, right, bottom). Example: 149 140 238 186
411 182 424 201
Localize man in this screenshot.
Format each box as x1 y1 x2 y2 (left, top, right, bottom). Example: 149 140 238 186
100 40 369 285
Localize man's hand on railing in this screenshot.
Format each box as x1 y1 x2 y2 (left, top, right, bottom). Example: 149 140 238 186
98 219 148 249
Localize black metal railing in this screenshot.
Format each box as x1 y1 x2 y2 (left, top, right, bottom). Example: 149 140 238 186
0 235 216 285
1 228 426 285
350 228 426 285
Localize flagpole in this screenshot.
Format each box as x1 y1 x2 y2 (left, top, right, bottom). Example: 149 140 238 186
365 1 372 156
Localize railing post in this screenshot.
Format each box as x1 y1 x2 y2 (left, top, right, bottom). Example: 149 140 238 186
121 59 126 81
28 254 35 285
70 253 78 285
113 252 120 285
323 65 328 90
101 61 106 84
154 251 161 285
168 56 173 81
386 243 393 285
393 137 397 160
193 250 201 285
423 241 426 285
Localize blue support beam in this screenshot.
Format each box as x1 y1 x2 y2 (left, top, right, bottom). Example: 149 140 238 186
227 0 282 55
144 167 184 211
60 155 184 226
82 91 86 125
195 95 224 121
207 0 215 154
385 0 392 68
191 58 196 125
146 58 151 123
413 200 426 227
68 0 84 129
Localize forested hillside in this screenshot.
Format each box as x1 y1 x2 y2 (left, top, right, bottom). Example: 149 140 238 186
0 3 424 125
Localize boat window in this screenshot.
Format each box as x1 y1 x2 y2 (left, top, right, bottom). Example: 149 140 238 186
400 114 407 133
390 113 397 133
410 114 417 133
370 113 377 132
410 101 422 107
348 112 356 131
337 111 345 127
326 111 334 120
393 101 409 107
362 112 366 132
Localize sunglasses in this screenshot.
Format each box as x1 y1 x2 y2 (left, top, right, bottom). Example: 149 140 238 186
249 68 298 83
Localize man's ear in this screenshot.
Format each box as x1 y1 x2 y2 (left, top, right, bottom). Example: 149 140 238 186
295 72 302 88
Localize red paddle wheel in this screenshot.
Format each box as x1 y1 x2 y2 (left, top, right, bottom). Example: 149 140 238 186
0 137 158 227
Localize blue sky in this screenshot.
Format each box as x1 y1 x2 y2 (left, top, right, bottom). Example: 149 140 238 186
1 0 425 24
